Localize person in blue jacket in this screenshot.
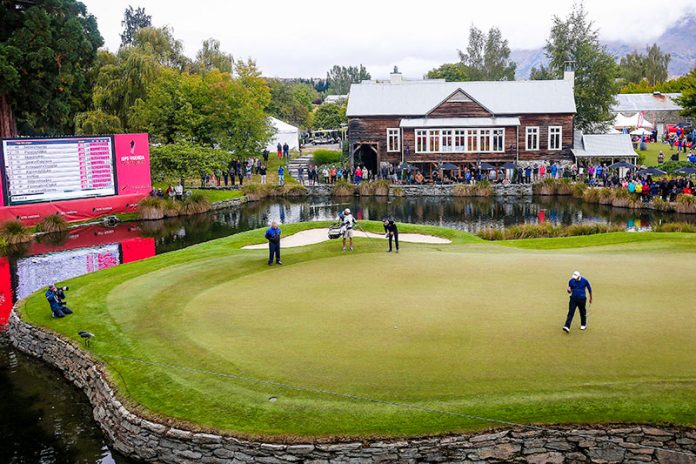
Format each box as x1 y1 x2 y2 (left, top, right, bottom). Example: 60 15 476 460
563 271 592 333
265 222 282 265
46 284 73 318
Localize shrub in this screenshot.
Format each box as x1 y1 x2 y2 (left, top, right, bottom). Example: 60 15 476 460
453 183 493 197
675 194 696 214
311 149 342 166
36 214 68 234
331 180 355 197
477 222 622 240
654 222 696 233
283 184 308 197
557 178 573 195
357 182 371 196
241 183 268 201
181 192 211 215
650 197 674 212
138 197 166 220
582 188 601 204
0 220 32 244
611 189 633 208
598 188 615 205
371 179 391 196
571 182 588 198
163 199 183 217
534 178 558 195
391 187 405 197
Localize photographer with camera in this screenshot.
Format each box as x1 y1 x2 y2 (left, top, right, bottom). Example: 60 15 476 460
46 284 73 318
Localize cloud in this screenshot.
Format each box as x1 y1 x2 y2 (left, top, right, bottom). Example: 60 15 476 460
82 0 696 78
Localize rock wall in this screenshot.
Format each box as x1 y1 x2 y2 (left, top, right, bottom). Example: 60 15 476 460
9 312 696 464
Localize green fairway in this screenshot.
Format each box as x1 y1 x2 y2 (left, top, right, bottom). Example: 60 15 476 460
17 222 696 438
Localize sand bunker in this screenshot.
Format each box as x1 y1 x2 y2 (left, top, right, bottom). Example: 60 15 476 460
241 228 451 250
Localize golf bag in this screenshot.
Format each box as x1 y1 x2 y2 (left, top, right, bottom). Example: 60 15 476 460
328 224 343 240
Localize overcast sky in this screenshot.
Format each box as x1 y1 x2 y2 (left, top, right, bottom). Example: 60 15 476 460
81 0 696 78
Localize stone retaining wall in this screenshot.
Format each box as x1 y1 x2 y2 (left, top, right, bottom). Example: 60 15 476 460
9 312 696 464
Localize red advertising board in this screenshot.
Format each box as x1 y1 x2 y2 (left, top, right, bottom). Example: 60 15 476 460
0 133 151 224
114 133 152 196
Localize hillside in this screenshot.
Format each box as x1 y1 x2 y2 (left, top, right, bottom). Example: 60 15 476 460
512 14 696 79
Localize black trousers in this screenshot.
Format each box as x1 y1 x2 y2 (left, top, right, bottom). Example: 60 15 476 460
268 242 280 264
388 232 399 251
565 297 587 328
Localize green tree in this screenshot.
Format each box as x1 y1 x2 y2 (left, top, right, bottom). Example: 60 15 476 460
131 63 271 158
425 63 471 81
619 51 646 85
120 5 151 47
326 65 371 95
193 39 233 74
619 44 670 86
458 26 516 81
131 26 189 70
150 142 229 187
74 110 122 135
644 43 670 86
313 104 346 130
266 80 317 129
529 64 556 80
0 0 103 137
533 2 618 132
676 67 696 119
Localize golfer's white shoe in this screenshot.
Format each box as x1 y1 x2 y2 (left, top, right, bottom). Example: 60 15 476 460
563 326 570 333
580 325 586 330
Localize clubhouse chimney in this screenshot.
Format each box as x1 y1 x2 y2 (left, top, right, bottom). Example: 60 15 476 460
390 66 403 84
564 60 575 88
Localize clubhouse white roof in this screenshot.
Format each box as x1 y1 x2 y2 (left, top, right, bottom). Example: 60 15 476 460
347 79 576 117
612 93 682 113
400 117 520 128
572 131 637 158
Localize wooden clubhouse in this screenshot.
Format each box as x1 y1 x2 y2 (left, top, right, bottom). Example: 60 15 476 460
346 68 577 176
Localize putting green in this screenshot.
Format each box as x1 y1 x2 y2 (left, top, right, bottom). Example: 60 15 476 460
17 222 696 438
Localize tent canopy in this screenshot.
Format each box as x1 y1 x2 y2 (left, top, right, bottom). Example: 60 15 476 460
266 117 299 152
613 112 653 129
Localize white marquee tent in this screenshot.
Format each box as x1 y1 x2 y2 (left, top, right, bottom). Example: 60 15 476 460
267 117 299 152
613 112 653 129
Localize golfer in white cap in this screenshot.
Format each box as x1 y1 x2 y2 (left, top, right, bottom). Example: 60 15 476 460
563 271 593 333
340 208 356 251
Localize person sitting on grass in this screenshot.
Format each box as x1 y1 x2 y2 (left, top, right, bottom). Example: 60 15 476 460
265 222 282 266
46 284 73 318
563 271 592 333
383 218 399 253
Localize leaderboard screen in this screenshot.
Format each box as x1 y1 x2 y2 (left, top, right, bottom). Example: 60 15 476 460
1 136 116 205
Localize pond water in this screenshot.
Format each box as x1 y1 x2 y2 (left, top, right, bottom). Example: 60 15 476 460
1 195 693 462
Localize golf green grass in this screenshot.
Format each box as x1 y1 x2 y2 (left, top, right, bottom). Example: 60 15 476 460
17 222 696 438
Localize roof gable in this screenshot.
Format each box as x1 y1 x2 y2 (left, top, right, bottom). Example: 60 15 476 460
426 89 493 118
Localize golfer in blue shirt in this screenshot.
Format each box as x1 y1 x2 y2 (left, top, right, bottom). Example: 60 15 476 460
563 271 592 333
265 222 282 265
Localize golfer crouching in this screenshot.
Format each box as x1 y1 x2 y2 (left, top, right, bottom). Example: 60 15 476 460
265 221 282 265
563 271 592 333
